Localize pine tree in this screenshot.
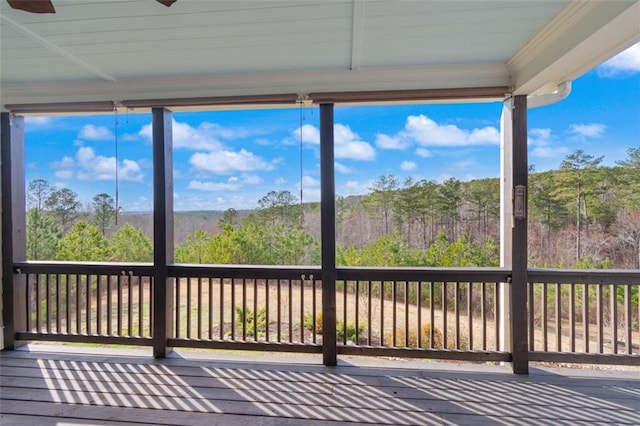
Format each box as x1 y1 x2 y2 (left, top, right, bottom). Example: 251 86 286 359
56 220 109 261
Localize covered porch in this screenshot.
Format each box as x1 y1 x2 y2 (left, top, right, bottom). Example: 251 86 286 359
1 0 639 385
2 345 639 425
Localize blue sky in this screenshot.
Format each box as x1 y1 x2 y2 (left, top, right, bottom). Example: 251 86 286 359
25 43 639 212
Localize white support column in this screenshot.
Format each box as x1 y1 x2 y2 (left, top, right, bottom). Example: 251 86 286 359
1 113 26 350
500 99 513 355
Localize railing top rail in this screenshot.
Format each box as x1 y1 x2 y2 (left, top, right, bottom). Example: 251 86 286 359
12 262 638 284
336 266 511 282
168 263 322 279
528 268 640 285
13 261 154 275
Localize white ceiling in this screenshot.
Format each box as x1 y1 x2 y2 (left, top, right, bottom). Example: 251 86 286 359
1 0 638 111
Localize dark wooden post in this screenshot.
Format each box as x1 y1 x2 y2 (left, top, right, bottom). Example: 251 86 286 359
320 103 337 366
1 113 27 350
152 108 174 358
510 95 529 374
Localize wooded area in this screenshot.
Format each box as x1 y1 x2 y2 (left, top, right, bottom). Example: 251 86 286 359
25 147 639 269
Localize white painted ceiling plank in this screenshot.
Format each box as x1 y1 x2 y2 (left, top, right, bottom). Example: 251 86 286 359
350 0 365 71
0 14 116 82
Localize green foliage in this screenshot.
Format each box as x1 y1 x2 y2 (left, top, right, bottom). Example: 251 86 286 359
438 177 462 240
109 224 153 262
336 232 499 268
336 320 365 343
235 307 267 337
175 223 320 265
92 193 115 235
615 146 640 208
45 187 82 233
26 208 61 260
466 178 499 239
574 257 613 270
175 229 213 264
529 171 569 229
363 174 399 234
218 208 239 228
338 233 421 266
303 312 323 334
56 220 109 261
27 179 52 212
424 233 498 267
255 190 300 226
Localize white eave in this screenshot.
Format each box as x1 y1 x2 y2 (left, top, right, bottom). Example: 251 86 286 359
0 0 638 111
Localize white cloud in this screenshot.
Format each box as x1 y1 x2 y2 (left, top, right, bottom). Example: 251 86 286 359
140 119 277 177
468 126 500 144
568 123 606 138
293 123 376 161
528 128 568 158
79 124 114 141
334 124 376 161
301 175 320 187
415 148 433 158
597 42 640 77
52 156 74 169
53 147 143 182
376 114 500 149
189 149 274 174
375 134 410 150
401 160 417 171
297 175 321 201
405 115 500 146
138 119 250 151
339 180 368 196
188 179 242 191
240 173 263 185
334 161 352 174
54 170 73 179
295 124 321 145
119 159 143 181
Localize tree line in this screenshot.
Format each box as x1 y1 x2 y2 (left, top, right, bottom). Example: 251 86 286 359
332 147 639 269
24 147 639 269
25 179 151 262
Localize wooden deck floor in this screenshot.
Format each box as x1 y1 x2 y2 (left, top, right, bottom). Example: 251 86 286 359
1 346 639 425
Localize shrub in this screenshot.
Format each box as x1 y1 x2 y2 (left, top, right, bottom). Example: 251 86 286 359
235 307 267 337
304 312 323 334
336 320 365 343
384 323 444 349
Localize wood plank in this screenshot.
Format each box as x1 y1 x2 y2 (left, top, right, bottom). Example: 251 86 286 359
2 352 639 389
0 400 363 426
2 350 639 425
0 387 441 425
3 384 638 425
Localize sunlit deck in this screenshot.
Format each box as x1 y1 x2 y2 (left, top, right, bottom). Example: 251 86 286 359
1 346 639 426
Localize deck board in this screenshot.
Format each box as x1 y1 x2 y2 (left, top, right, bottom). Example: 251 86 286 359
1 347 639 425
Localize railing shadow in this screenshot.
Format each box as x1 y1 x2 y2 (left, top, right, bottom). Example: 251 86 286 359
2 350 638 425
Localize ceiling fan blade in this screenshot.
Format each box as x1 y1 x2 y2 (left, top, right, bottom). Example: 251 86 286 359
156 0 177 6
7 0 56 13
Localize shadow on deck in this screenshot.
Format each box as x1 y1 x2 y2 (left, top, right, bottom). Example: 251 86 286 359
1 345 639 425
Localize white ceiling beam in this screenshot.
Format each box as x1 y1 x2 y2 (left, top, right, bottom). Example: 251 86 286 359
1 63 509 110
350 0 366 70
0 14 116 82
508 0 639 95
